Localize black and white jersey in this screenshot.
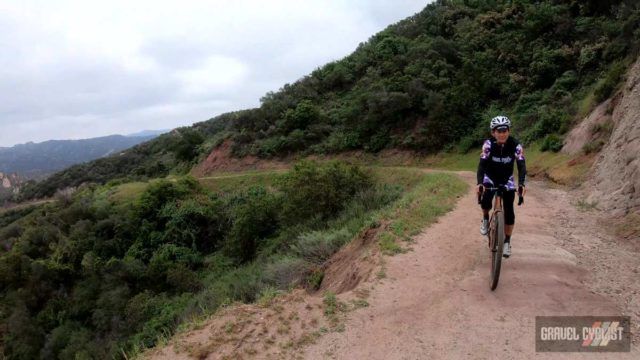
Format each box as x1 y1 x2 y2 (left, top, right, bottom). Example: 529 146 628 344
477 136 526 190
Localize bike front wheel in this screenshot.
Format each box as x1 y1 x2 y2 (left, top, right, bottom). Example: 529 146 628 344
490 210 505 291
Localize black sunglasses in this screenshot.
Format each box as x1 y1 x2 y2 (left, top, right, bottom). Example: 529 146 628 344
495 128 509 133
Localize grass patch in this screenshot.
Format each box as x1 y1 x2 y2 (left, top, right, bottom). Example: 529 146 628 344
198 170 286 193
379 232 405 255
322 291 338 317
418 151 478 171
525 142 595 186
350 299 369 309
312 168 466 257
390 220 406 236
257 287 281 307
370 166 425 189
375 171 467 249
108 181 149 203
322 291 347 331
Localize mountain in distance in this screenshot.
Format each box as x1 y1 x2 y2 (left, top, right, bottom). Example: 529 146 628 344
126 129 170 137
0 131 165 180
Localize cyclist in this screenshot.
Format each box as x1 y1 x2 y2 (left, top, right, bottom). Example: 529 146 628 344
477 115 526 258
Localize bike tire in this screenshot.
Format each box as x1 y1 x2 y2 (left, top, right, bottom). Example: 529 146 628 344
490 210 505 291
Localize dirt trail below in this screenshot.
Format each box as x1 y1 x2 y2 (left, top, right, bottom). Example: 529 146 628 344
302 170 639 359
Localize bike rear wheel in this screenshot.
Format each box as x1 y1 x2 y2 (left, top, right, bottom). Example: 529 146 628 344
490 210 505 291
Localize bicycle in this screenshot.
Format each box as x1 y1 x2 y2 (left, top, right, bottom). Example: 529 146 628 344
478 185 524 291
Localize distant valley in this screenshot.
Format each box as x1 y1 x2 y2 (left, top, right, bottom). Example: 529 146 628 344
0 130 167 181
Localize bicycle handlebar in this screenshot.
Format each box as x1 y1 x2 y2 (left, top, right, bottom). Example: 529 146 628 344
477 185 524 206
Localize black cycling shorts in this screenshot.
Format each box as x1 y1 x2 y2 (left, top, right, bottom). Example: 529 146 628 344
480 187 515 225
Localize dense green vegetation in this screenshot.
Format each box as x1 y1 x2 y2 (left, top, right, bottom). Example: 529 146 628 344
18 0 640 201
0 161 464 359
235 0 638 156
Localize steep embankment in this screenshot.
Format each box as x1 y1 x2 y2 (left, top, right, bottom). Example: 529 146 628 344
587 57 640 215
561 55 640 244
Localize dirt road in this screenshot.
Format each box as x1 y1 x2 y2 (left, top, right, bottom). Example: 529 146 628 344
302 171 639 359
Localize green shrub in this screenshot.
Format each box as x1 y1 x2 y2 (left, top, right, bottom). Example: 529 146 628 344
323 130 361 152
523 107 571 142
307 269 324 290
135 177 199 219
223 186 280 263
540 134 563 152
159 197 226 253
594 61 627 102
553 70 579 91
582 139 606 154
276 160 373 226
290 228 352 265
166 264 202 293
170 128 205 162
213 263 265 303
262 255 311 289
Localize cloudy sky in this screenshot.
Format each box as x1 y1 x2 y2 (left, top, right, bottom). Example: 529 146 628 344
0 0 428 147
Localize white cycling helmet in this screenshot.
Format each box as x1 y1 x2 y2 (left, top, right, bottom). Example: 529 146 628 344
490 115 511 130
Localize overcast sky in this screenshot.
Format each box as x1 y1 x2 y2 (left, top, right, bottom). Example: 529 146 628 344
0 0 428 147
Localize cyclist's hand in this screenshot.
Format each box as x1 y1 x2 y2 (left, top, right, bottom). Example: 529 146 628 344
518 185 526 197
518 185 525 206
477 184 485 196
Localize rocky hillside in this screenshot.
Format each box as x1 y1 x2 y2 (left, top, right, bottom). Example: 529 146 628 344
561 55 640 216
0 172 21 205
0 172 21 195
0 172 19 190
587 57 640 215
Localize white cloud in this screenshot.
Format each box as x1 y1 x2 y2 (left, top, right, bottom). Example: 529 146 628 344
0 0 428 147
176 56 250 96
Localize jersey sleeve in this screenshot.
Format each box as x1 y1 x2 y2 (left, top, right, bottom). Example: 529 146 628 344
477 140 491 185
515 143 526 185
480 139 491 160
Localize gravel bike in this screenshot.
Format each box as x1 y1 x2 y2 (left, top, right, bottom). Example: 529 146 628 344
478 185 523 290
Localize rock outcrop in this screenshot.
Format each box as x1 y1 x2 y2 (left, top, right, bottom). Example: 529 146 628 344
562 99 613 156
0 172 20 190
587 57 640 215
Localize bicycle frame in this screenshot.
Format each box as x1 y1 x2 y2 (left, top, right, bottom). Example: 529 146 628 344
478 186 511 251
482 185 512 290
487 187 504 250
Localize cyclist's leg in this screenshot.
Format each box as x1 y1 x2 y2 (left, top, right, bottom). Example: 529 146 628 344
479 186 494 235
503 190 516 237
480 184 495 215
